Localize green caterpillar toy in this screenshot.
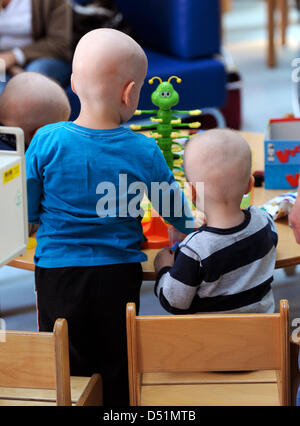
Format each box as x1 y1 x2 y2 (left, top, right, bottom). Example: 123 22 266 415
130 76 202 177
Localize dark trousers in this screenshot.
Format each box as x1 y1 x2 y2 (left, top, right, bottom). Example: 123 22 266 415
35 263 142 406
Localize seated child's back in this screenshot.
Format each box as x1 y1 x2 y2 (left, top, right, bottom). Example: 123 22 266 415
155 129 277 314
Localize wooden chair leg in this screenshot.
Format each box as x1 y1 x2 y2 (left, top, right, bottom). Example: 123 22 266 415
267 0 277 67
278 0 288 45
284 266 297 276
76 374 103 406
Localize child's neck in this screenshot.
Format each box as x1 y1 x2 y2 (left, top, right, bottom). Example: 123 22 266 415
204 203 245 229
74 108 121 130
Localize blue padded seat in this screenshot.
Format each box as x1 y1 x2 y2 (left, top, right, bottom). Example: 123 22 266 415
141 49 226 110
67 0 227 120
114 0 221 59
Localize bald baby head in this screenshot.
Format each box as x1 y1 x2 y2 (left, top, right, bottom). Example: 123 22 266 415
184 129 252 206
71 29 148 123
0 72 71 146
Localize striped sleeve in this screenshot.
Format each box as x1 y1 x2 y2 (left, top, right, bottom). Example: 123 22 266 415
155 245 203 314
265 213 278 247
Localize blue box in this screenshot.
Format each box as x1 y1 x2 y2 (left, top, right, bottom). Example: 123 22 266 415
264 119 300 189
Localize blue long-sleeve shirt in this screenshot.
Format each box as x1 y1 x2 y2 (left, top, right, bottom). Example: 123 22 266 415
25 122 194 268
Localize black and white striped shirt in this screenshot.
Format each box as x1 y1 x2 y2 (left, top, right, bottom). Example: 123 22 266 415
155 206 277 314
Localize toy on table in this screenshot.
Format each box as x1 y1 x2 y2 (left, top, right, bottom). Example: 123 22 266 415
130 76 202 177
141 212 188 250
261 191 297 220
141 212 169 249
27 237 37 250
132 76 202 250
264 118 300 189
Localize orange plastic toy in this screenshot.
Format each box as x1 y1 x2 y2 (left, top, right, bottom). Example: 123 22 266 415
141 215 170 249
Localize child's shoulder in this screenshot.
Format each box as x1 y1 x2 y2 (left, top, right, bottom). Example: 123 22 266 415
248 205 274 224
34 121 69 139
123 127 158 150
178 229 204 256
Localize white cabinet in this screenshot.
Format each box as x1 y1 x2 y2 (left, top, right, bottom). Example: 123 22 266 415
0 127 28 267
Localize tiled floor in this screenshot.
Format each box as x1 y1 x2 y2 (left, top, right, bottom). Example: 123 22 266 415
1 0 300 334
223 0 300 132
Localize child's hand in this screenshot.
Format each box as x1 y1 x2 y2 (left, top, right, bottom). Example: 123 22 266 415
154 248 175 274
192 209 206 227
28 224 39 237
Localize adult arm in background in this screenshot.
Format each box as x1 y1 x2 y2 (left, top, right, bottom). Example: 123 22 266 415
289 177 300 244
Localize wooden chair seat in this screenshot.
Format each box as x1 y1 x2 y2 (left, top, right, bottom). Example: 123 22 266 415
140 382 280 406
140 370 281 406
142 369 278 385
0 376 99 406
0 399 56 406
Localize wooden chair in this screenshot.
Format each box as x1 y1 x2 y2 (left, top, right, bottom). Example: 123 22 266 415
126 299 290 406
0 318 102 406
267 0 289 67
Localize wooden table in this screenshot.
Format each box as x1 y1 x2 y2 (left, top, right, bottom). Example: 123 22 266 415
8 132 300 280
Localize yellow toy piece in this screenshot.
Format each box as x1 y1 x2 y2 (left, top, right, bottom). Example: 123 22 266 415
150 117 162 123
172 145 183 153
27 237 37 250
174 158 183 167
151 132 162 139
171 132 182 138
189 109 202 116
130 124 142 130
189 122 201 129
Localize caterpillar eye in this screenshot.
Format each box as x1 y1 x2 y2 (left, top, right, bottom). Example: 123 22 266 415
165 92 171 98
160 92 166 97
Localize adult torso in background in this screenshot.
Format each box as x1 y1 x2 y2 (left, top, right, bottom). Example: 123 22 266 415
0 0 32 51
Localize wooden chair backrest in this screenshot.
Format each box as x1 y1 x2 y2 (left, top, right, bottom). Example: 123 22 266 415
126 300 290 405
0 318 71 406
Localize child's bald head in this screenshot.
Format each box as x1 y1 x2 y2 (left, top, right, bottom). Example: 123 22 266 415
0 72 71 146
184 129 253 206
71 29 148 123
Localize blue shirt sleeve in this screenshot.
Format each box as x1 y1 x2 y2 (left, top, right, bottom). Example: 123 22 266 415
25 135 43 224
148 144 195 234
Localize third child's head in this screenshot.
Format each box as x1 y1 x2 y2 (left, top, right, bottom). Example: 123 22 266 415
71 29 148 127
184 129 254 215
0 72 71 147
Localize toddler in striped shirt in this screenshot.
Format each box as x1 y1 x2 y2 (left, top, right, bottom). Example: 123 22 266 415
154 129 277 314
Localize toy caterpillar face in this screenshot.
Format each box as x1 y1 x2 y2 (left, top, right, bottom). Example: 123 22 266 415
149 76 181 111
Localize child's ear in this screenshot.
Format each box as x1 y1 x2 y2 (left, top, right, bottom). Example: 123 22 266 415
122 81 135 106
245 175 255 194
70 74 77 95
186 181 197 205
